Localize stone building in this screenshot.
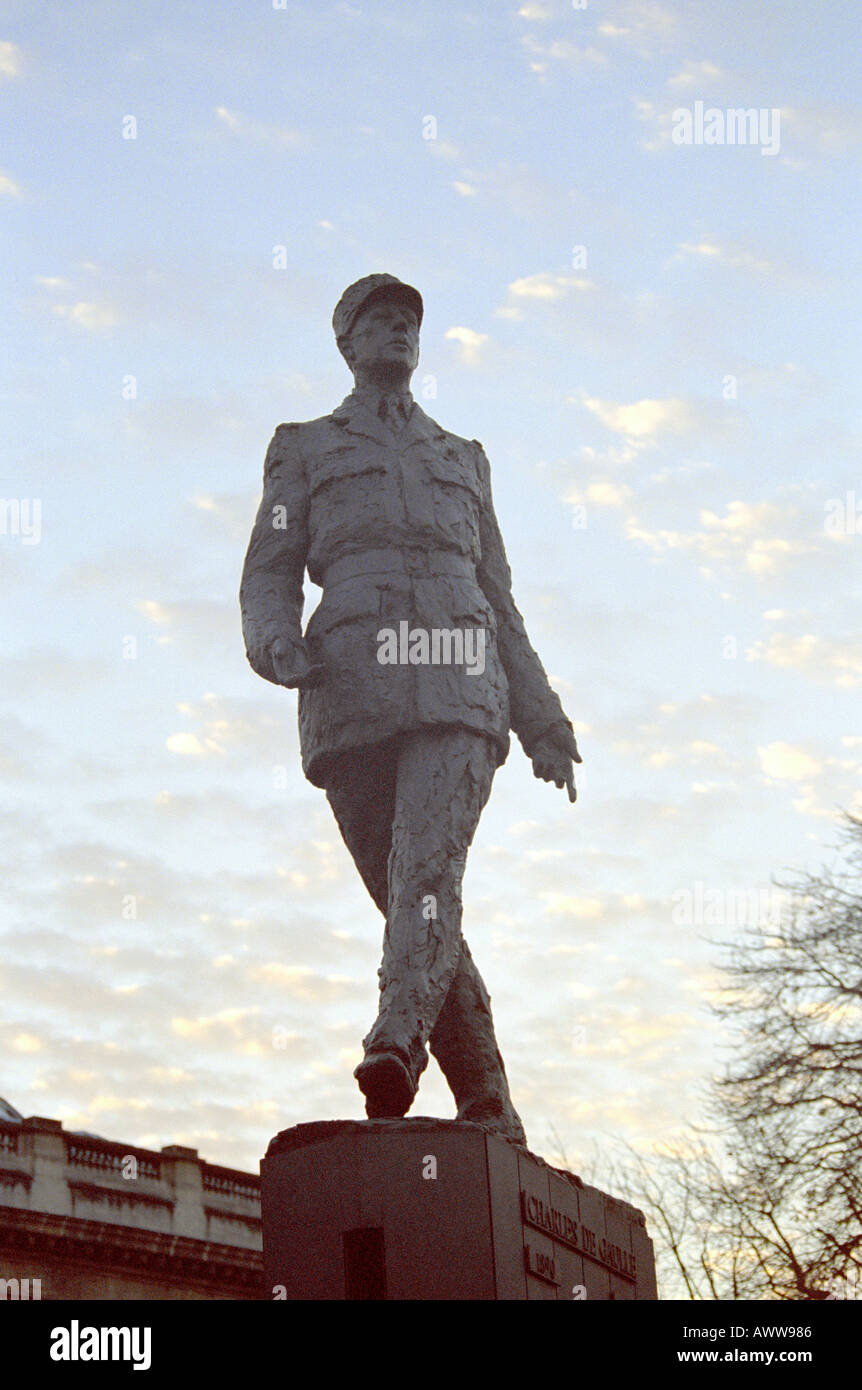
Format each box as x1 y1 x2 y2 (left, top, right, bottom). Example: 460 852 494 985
0 1097 263 1300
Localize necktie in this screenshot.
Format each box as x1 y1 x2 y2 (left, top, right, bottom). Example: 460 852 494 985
377 396 410 431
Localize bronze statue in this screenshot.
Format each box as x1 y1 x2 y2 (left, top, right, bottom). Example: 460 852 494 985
241 274 580 1144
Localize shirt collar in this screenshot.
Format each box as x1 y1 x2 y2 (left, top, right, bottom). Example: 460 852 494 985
351 383 415 418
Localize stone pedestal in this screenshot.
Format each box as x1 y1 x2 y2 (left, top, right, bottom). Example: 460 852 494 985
260 1118 657 1300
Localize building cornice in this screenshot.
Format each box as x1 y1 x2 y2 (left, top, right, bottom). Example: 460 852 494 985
0 1207 264 1298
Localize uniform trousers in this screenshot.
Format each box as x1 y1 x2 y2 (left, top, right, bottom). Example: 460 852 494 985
324 726 524 1135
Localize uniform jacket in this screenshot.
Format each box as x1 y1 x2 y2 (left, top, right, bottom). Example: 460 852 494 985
240 388 573 788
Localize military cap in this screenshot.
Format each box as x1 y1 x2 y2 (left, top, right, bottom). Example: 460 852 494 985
332 273 424 349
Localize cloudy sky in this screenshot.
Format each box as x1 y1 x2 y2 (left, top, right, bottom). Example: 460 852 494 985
2 0 860 1179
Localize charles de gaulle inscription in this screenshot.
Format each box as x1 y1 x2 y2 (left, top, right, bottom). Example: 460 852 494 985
521 1191 638 1281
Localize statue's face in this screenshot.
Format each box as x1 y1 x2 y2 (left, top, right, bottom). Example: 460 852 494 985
346 297 420 376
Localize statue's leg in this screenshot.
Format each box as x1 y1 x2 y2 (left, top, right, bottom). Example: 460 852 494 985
429 939 527 1145
325 740 418 1120
324 741 397 916
357 728 497 1115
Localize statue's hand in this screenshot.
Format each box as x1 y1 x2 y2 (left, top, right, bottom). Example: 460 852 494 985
270 638 326 690
530 727 582 804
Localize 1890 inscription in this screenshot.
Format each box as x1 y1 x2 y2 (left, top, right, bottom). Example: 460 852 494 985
521 1191 638 1282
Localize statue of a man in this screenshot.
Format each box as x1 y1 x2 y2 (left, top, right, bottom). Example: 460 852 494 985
241 274 580 1144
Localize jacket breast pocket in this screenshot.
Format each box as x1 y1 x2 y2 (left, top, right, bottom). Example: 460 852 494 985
308 445 386 499
308 445 390 549
419 448 483 549
421 447 481 497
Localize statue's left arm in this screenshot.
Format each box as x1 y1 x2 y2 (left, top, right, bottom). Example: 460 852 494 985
473 439 581 799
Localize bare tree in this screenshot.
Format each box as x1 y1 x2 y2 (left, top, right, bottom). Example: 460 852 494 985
609 812 862 1300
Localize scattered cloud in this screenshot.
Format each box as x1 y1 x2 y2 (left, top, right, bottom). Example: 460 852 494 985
580 394 699 442
160 692 285 764
748 633 862 689
246 963 361 1002
51 300 121 332
0 40 23 79
671 240 816 287
781 104 862 158
496 271 595 319
633 98 675 151
667 60 724 89
597 1 678 54
165 731 221 758
171 1007 259 1044
445 325 489 364
674 240 778 276
625 499 818 576
566 479 634 509
214 105 301 147
517 3 557 20
0 169 22 197
422 137 462 161
521 34 607 74
758 742 821 782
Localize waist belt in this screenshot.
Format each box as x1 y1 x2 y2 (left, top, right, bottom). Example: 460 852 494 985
322 549 476 587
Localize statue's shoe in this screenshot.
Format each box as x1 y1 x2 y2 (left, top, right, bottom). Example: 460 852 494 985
456 1096 527 1146
354 1050 416 1119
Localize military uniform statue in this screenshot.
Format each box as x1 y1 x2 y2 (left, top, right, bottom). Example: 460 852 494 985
240 274 581 1144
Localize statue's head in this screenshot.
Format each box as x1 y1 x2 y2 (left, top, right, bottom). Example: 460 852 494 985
333 274 423 383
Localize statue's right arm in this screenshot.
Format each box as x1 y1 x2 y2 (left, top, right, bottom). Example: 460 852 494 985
239 424 309 686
